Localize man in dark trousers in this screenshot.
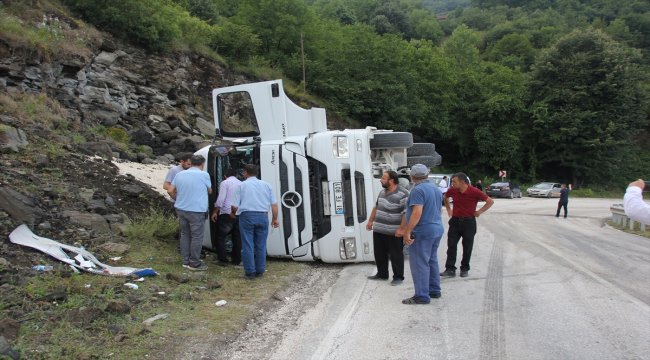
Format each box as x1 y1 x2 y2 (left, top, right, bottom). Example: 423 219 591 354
556 184 570 218
366 170 409 286
441 173 494 278
210 168 242 266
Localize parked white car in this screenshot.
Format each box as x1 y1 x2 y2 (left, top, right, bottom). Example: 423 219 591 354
527 182 562 198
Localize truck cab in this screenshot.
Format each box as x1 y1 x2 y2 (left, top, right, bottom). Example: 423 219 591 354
196 80 428 263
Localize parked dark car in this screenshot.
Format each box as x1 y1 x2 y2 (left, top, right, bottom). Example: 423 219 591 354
487 182 522 199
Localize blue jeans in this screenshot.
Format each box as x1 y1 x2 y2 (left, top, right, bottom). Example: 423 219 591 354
239 211 269 275
176 209 206 267
409 224 444 302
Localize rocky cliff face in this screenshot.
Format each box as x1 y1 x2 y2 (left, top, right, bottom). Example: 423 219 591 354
1 33 249 161
0 5 250 293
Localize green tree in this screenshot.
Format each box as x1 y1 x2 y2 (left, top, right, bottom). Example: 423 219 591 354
529 28 646 185
486 33 536 70
233 0 313 63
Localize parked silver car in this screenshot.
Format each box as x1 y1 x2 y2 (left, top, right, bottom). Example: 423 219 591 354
527 182 562 198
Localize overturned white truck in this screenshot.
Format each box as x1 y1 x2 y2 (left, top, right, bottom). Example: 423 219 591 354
195 80 440 263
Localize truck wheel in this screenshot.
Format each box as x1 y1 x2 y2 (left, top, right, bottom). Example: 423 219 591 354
369 132 413 149
407 155 439 168
407 143 435 156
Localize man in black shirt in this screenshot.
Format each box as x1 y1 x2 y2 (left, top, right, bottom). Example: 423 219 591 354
556 184 570 218
475 179 483 192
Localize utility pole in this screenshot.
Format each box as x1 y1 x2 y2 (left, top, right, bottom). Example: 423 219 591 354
301 32 306 92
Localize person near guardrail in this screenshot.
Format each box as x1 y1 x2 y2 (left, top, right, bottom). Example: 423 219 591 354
366 170 409 286
555 184 570 218
623 179 650 224
231 164 279 280
441 172 494 278
401 164 444 304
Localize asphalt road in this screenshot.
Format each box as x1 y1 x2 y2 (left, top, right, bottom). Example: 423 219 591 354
223 197 650 360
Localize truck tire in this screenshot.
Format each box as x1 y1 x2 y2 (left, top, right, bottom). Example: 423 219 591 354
369 132 413 149
407 155 440 168
407 143 435 156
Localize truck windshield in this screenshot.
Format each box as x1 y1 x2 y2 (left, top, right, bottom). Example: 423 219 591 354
217 91 260 137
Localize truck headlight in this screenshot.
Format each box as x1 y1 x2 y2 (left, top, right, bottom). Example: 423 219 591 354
339 238 356 260
332 136 349 158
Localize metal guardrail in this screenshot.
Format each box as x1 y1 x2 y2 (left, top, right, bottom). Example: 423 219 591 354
610 204 647 232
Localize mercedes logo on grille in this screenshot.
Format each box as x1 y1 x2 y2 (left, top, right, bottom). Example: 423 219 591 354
281 191 302 208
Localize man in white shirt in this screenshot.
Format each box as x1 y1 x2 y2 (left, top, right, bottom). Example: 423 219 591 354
210 168 242 266
624 179 650 224
438 176 449 194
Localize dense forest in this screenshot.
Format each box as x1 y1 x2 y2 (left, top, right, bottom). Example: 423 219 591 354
52 0 650 186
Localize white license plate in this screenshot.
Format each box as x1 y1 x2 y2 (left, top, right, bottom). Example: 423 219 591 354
332 182 344 214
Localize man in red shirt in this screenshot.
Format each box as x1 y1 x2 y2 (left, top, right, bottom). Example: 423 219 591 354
441 173 494 278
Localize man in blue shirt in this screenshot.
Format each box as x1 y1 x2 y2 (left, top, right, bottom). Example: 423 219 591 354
168 155 212 271
401 164 444 304
555 184 570 218
163 152 192 201
231 164 279 279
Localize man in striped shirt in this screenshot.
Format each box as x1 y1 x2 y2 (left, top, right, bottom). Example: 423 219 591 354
366 171 409 286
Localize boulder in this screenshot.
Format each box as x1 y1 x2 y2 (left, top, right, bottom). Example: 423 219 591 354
0 125 28 152
94 51 119 66
62 210 110 233
77 141 113 159
98 242 130 255
0 185 42 226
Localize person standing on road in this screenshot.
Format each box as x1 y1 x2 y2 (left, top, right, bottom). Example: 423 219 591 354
401 164 445 304
167 155 212 271
441 172 493 278
556 184 570 218
475 179 483 192
438 176 449 194
231 164 279 279
366 171 409 286
163 152 192 201
624 179 650 224
210 168 242 266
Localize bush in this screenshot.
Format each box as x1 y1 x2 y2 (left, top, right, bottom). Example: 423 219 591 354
62 0 216 52
105 127 129 143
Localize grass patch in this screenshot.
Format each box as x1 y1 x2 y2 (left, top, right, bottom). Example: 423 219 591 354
123 210 178 243
10 213 308 358
0 92 71 131
0 1 100 60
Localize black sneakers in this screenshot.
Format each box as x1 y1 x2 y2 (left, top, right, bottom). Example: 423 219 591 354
460 270 468 277
440 269 456 277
